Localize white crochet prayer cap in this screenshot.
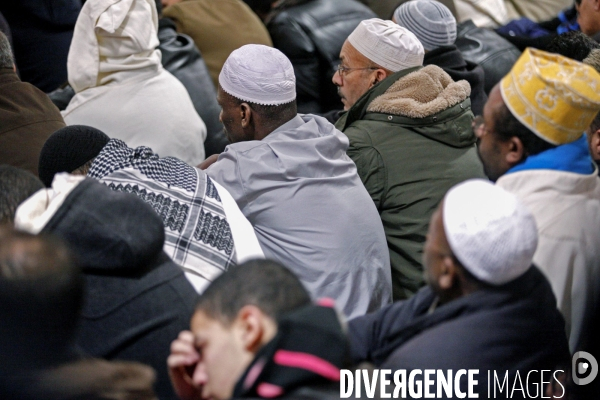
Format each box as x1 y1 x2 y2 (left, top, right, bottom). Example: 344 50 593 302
393 0 457 51
347 18 424 72
443 179 538 285
219 44 296 106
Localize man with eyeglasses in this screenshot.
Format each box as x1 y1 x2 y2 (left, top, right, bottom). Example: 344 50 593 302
334 18 485 302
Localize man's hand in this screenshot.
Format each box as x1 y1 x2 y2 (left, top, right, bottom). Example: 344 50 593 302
198 154 220 170
167 330 202 400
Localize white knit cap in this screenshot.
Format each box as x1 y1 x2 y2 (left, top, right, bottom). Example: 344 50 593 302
347 18 424 72
443 179 538 285
218 44 296 106
393 0 457 51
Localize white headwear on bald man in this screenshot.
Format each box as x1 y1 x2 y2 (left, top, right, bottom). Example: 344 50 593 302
443 179 538 285
219 44 296 106
347 18 424 73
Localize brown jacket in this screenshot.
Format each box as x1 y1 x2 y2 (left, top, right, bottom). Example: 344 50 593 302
163 0 272 88
0 68 65 176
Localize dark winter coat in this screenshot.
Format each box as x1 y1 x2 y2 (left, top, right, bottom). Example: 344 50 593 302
0 0 81 92
336 65 485 301
41 179 198 400
0 68 65 176
349 267 571 398
233 305 348 400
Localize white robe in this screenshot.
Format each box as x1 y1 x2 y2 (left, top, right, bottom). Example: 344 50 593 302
207 114 392 319
497 168 600 351
62 0 206 165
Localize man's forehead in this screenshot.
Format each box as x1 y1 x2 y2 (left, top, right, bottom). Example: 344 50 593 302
191 310 221 339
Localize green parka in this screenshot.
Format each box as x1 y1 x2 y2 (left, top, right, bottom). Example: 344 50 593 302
336 65 486 301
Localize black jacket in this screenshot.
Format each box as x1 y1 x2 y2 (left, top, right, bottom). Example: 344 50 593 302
349 267 570 398
267 0 375 113
455 20 521 94
424 45 487 116
233 305 348 399
158 18 228 157
42 179 198 400
0 0 81 92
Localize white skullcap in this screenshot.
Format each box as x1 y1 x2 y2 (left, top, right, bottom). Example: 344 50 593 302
443 179 538 285
393 0 457 51
347 18 424 72
219 44 296 106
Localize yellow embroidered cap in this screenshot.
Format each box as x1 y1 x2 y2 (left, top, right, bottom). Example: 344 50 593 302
500 48 600 145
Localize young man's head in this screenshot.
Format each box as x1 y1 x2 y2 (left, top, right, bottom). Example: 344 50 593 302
332 18 424 110
217 45 298 143
477 48 600 181
423 179 538 304
183 259 311 400
0 165 44 224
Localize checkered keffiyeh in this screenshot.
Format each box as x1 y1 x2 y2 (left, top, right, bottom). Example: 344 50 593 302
88 139 236 285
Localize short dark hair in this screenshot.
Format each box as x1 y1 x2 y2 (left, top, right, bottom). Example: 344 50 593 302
232 96 298 126
196 259 311 324
0 31 13 69
0 227 83 369
546 31 600 62
493 103 556 158
0 165 44 224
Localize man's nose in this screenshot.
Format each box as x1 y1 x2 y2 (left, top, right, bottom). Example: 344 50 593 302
192 362 208 387
332 70 342 86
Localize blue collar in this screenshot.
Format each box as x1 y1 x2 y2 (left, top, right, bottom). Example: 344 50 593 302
506 135 595 175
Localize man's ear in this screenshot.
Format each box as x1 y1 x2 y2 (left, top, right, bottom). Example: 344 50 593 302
590 130 600 159
438 256 457 291
505 136 525 166
240 103 252 129
236 305 267 353
371 69 389 87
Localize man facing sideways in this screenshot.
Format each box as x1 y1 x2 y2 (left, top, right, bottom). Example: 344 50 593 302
334 18 485 301
203 44 391 319
349 180 570 396
477 47 600 352
168 259 348 400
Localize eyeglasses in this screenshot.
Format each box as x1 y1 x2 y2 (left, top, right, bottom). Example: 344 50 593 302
335 64 379 78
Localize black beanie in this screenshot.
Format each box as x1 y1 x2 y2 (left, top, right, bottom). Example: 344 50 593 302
38 125 110 187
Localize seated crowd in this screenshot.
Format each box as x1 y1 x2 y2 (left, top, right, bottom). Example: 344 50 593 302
1 0 599 399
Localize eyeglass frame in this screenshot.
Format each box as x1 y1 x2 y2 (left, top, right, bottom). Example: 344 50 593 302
335 63 379 78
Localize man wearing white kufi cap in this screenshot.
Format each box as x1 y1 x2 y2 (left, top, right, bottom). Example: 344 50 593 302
348 179 570 395
334 18 485 302
202 44 392 319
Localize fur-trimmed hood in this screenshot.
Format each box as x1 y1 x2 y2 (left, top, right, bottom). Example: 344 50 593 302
366 65 471 119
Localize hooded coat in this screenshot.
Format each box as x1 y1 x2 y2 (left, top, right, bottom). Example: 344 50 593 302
336 65 485 301
0 68 65 176
62 0 206 165
233 305 348 400
14 175 198 400
348 267 571 397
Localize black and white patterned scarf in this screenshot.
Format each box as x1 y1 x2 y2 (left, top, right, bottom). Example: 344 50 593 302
88 139 236 288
